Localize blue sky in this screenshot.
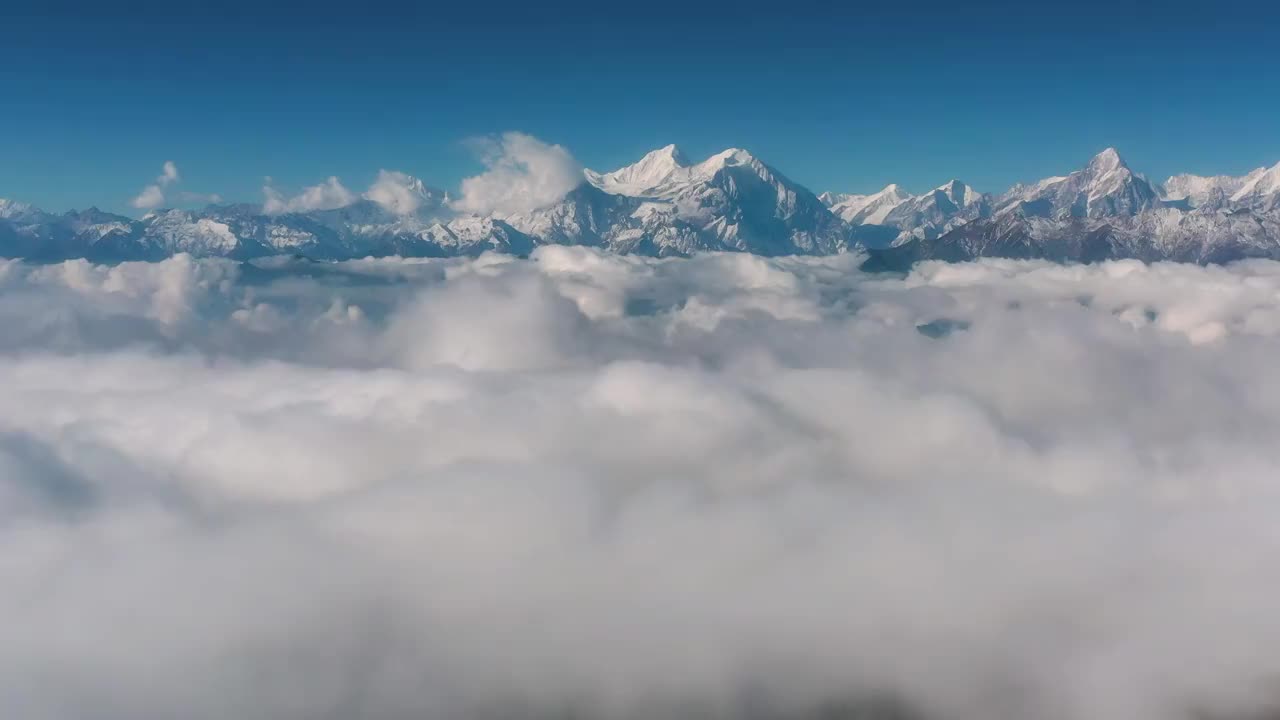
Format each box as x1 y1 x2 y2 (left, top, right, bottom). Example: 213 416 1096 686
3 0 1279 215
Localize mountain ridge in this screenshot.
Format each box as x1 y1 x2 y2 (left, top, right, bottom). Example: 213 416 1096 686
4 146 1280 266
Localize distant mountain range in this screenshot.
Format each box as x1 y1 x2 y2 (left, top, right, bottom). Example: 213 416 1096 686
4 147 1280 267
861 149 1280 270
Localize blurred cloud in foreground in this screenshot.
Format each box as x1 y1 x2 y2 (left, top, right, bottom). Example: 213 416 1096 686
3 249 1280 719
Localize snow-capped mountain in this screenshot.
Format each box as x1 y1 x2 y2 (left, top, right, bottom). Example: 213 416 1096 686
822 184 914 225
0 170 542 261
821 149 1162 246
1229 161 1280 208
865 206 1280 270
818 179 990 246
0 199 42 222
0 152 853 260
992 148 1160 220
583 144 689 197
499 184 640 250
578 145 850 255
1162 170 1259 209
883 179 989 241
0 204 145 261
140 210 244 257
4 146 1280 267
863 150 1280 269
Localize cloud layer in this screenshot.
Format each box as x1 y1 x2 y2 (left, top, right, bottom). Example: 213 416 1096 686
4 251 1280 719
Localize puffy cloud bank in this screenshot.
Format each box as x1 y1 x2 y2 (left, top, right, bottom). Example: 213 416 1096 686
453 131 584 216
262 175 357 214
4 250 1280 720
263 170 438 217
365 169 430 215
118 131 575 218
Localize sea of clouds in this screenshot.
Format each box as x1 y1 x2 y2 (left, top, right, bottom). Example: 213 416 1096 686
3 248 1280 720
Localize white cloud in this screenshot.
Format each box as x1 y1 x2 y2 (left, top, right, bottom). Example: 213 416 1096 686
263 176 357 215
130 160 183 209
129 183 166 210
364 169 430 216
159 160 180 186
5 250 1280 719
452 132 584 216
130 162 222 211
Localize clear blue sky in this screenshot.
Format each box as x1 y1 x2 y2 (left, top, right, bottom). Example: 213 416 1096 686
4 0 1279 215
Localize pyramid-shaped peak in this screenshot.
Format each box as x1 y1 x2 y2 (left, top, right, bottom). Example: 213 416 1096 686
649 144 688 166
876 184 914 202
585 145 695 196
1088 147 1127 174
932 179 983 206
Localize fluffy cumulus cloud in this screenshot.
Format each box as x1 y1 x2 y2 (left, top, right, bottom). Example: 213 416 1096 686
452 131 584 216
129 183 166 210
6 250 1280 720
158 159 180 185
130 160 182 209
263 176 357 215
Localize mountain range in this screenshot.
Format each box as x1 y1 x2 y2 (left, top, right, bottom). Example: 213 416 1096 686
4 147 1280 267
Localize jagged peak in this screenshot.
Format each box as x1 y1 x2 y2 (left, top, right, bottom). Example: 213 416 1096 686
875 184 914 203
0 198 36 219
933 179 983 206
